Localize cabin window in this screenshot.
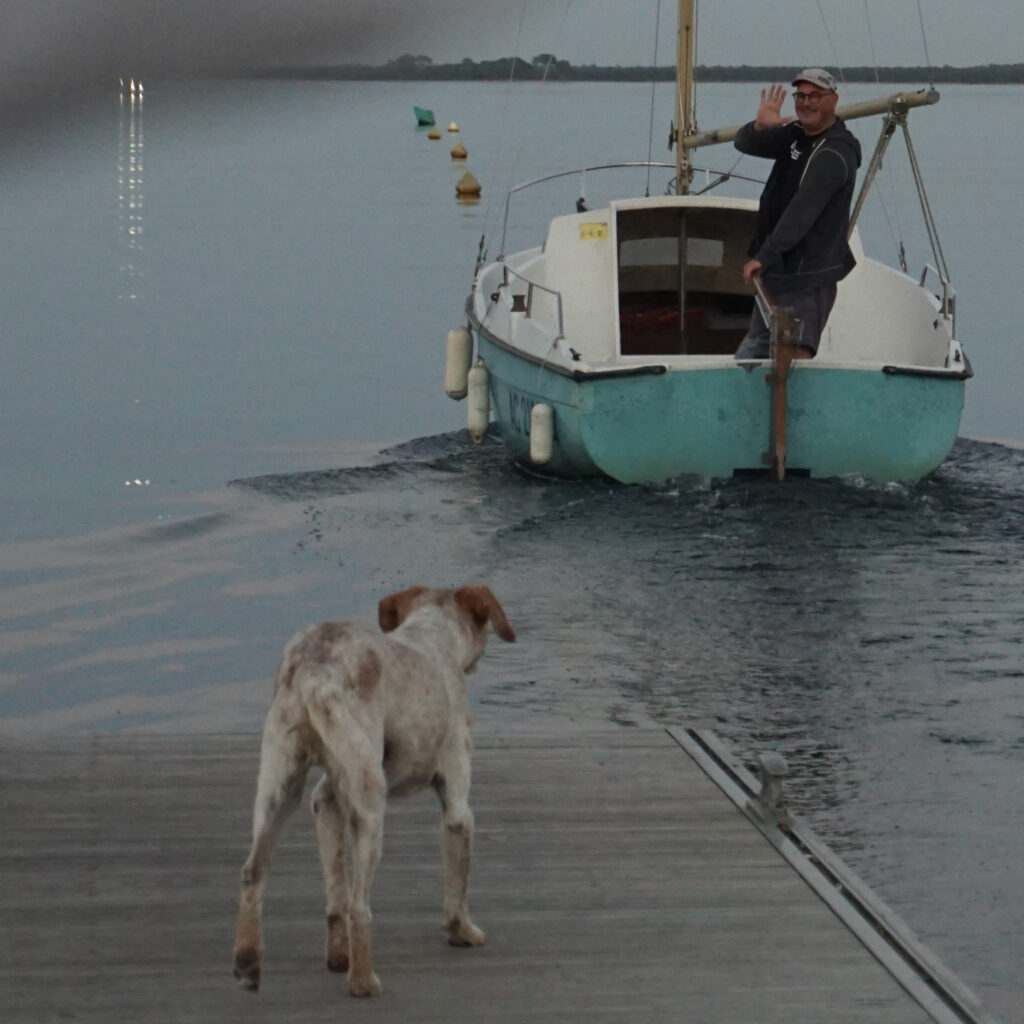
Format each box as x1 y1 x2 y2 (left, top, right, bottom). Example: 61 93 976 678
616 207 756 358
620 237 677 267
686 237 724 267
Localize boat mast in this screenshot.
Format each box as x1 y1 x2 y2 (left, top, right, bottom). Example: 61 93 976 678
675 0 697 194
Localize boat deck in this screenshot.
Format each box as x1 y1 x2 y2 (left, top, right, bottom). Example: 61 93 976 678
0 728 997 1023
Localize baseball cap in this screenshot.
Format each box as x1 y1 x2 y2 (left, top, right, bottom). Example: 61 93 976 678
791 68 838 92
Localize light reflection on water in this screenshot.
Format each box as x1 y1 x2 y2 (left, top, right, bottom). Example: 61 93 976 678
117 80 145 303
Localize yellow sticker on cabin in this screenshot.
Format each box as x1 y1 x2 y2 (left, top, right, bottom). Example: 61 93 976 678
579 222 609 241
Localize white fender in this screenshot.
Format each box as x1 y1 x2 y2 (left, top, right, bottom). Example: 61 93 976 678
444 327 473 399
466 362 490 443
529 403 554 465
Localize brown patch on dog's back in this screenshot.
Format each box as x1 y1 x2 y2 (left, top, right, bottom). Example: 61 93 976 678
354 648 382 700
301 622 351 664
275 623 354 693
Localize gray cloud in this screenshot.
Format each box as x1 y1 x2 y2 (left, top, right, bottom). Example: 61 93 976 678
0 0 426 132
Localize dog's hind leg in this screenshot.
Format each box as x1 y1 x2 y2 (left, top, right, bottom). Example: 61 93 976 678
343 766 385 997
309 704 386 998
233 706 309 991
311 775 350 974
433 744 486 948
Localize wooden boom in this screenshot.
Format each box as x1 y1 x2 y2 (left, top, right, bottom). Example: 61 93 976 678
681 89 939 150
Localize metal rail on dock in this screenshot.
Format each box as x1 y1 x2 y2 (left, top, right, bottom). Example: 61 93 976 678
668 726 1000 1024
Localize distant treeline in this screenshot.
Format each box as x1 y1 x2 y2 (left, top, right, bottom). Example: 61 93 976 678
253 54 1024 84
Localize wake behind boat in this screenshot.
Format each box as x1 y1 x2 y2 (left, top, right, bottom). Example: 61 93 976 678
445 1 970 483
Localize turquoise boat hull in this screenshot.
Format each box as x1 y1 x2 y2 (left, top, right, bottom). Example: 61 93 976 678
414 106 436 126
476 333 965 483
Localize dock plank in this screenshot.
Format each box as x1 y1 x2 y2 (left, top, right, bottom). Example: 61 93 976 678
0 730 950 1023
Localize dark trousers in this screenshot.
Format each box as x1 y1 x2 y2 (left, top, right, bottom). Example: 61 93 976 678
734 282 838 358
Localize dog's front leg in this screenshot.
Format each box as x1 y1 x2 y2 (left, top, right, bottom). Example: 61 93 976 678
312 776 350 974
433 769 486 947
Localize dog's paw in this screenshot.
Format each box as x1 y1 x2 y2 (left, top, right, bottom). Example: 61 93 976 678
233 950 261 991
447 917 486 947
325 921 349 973
326 952 350 973
347 970 382 998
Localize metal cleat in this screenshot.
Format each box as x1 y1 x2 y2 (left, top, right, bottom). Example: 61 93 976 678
747 751 793 829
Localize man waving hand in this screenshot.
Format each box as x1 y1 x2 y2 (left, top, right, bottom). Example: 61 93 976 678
734 69 862 360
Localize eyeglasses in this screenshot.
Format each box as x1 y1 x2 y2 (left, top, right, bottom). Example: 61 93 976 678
793 90 830 104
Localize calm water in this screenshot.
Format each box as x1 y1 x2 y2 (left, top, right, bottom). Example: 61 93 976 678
1 80 1022 1022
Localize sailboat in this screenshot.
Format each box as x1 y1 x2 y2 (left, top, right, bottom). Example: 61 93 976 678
445 0 970 483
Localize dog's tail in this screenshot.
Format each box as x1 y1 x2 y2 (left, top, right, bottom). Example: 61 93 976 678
271 639 304 695
273 628 387 803
304 672 386 819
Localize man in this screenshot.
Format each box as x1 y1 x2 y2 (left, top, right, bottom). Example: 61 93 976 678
733 68 862 360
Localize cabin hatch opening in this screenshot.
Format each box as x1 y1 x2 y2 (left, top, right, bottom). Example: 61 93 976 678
616 207 757 357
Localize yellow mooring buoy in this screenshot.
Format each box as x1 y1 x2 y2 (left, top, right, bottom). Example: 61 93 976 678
427 127 441 140
448 121 459 132
455 171 482 198
451 141 468 159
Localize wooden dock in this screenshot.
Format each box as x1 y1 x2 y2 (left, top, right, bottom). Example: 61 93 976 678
0 728 998 1023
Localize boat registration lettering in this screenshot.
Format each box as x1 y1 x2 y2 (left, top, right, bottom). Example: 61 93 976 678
508 390 535 436
579 222 609 241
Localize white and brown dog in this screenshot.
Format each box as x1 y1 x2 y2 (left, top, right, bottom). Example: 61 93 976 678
233 584 515 997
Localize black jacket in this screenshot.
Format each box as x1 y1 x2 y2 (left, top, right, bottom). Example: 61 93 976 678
734 117 862 291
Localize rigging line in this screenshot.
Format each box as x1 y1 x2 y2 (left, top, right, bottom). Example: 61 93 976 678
862 0 881 83
540 0 579 216
902 121 950 278
645 0 663 197
484 0 576 251
914 0 935 83
692 152 747 194
863 0 905 243
693 0 700 118
813 0 846 82
540 0 575 83
480 0 532 250
873 188 906 269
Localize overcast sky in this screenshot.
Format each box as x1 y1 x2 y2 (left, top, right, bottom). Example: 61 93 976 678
396 0 1024 70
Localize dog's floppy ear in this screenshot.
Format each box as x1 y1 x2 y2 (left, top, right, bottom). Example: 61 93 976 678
455 585 516 642
378 585 429 632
